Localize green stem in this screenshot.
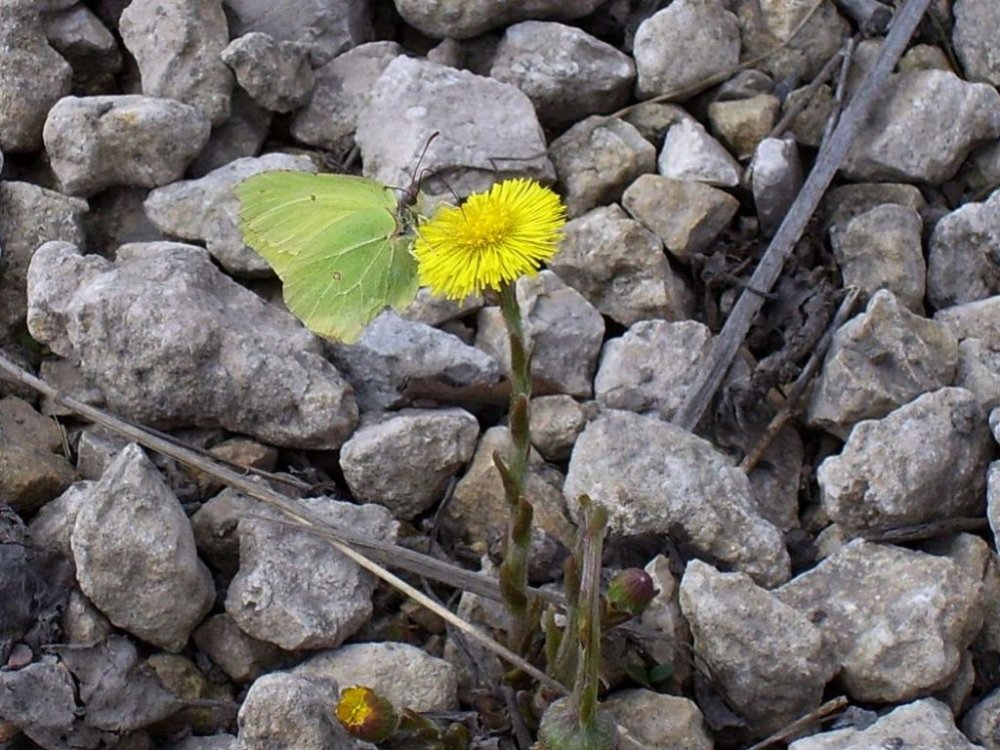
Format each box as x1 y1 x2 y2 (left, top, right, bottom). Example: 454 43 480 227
496 281 535 656
575 500 608 727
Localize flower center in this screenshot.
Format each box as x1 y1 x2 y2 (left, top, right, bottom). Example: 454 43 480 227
464 208 512 251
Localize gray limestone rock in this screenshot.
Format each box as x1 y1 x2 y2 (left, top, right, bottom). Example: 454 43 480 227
818 388 991 533
658 117 742 188
356 56 553 198
554 204 694 325
564 410 791 587
0 180 87 339
603 690 712 750
0 396 75 516
928 187 1000 310
736 0 849 81
70 444 214 652
955 338 1000 412
988 462 1000 553
291 41 404 152
622 174 739 263
188 89 273 178
226 496 397 650
293 642 458 712
621 101 693 143
957 139 1000 200
595 320 714 422
935 295 1000 349
822 182 927 229
954 0 1000 87
120 0 233 126
43 4 122 77
27 241 358 449
328 310 501 413
550 116 656 218
237 672 355 750
680 560 836 734
0 658 91 749
143 152 317 276
392 0 604 39
750 136 803 237
830 204 926 312
843 69 1000 184
339 408 479 520
790 698 983 750
192 613 287 685
61 588 114 645
27 481 91 560
706 94 781 161
476 271 605 398
43 95 211 196
0 6 71 152
778 541 983 703
528 395 590 462
225 0 371 66
633 0 741 100
807 290 958 437
221 32 314 113
963 687 1000 750
490 21 635 130
781 83 834 148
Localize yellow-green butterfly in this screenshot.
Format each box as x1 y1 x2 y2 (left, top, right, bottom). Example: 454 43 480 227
235 171 420 344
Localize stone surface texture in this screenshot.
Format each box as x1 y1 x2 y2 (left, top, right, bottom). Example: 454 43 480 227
564 410 790 587
70 444 214 652
27 241 358 449
119 0 233 126
818 388 991 532
777 541 983 702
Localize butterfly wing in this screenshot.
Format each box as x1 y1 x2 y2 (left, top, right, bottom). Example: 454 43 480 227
236 171 419 343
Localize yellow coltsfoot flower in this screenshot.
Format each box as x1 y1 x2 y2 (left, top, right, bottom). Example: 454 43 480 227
334 685 398 742
413 178 567 301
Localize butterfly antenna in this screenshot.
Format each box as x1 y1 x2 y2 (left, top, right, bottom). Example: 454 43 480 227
404 131 440 204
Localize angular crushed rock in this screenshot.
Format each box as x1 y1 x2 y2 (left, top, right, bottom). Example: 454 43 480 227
564 410 790 587
339 408 479 520
680 560 836 734
807 290 958 438
292 642 459 712
818 387 991 532
777 541 983 703
225 496 397 650
43 95 211 196
27 241 358 449
70 444 214 652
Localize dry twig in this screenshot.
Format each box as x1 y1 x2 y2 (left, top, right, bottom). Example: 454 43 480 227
674 0 934 432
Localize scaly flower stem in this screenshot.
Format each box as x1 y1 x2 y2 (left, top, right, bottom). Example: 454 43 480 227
496 280 536 656
575 500 608 727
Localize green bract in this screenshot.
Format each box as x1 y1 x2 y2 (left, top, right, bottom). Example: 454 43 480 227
235 171 420 343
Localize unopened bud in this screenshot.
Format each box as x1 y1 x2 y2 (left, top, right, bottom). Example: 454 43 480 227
607 568 656 616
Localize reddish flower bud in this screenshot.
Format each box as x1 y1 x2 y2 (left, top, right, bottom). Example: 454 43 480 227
607 568 656 616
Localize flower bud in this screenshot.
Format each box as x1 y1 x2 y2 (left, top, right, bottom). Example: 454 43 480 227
334 685 398 743
606 568 656 617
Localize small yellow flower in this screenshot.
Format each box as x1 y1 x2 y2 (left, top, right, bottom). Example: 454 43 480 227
413 178 567 301
334 685 398 742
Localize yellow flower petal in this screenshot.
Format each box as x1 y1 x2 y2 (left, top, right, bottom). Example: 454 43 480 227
334 685 398 742
413 178 567 301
